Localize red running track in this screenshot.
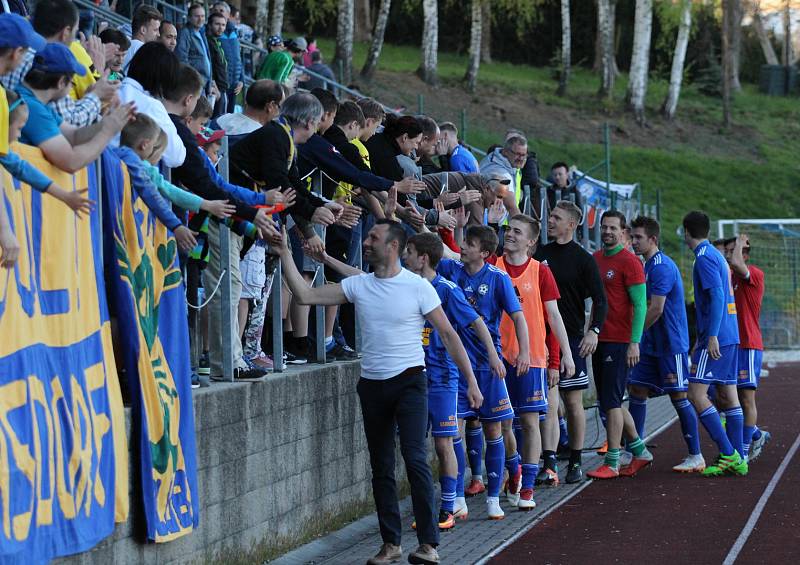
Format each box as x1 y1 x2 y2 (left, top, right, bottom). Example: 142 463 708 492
492 363 800 564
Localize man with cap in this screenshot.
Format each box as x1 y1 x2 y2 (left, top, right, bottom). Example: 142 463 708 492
0 13 46 157
255 35 294 84
0 12 44 269
17 42 134 172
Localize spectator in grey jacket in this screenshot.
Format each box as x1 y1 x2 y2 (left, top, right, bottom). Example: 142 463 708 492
176 3 213 96
480 134 528 219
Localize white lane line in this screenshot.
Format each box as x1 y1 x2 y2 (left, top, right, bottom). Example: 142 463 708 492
475 415 678 565
723 430 800 565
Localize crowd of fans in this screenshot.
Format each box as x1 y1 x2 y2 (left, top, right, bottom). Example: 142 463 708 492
0 0 580 386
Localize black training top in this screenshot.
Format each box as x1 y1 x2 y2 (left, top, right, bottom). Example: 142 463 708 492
534 239 608 338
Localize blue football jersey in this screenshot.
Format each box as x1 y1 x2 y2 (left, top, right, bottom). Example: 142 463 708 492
437 259 522 368
642 251 689 356
692 241 739 348
423 275 481 381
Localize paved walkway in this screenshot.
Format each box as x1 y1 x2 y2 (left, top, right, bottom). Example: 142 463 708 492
271 396 677 565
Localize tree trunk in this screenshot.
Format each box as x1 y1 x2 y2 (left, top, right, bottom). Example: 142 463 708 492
464 0 482 92
661 0 692 120
254 0 269 44
557 0 571 96
481 0 492 63
782 1 793 66
750 1 779 65
594 0 620 76
731 0 743 91
597 0 615 98
721 0 733 127
269 0 284 37
354 0 372 42
418 0 439 86
626 0 653 124
360 0 391 81
334 0 355 84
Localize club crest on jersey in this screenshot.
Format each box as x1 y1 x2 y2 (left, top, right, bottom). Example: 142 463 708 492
478 283 489 295
606 269 615 279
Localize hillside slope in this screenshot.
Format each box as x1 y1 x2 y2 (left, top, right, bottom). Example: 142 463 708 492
317 39 800 254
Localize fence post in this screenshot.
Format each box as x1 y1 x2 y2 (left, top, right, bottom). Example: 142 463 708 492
656 187 662 223
604 122 615 211
540 193 549 244
312 170 327 364
271 258 284 372
219 136 234 381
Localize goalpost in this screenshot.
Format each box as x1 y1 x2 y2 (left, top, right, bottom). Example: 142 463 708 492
717 219 800 350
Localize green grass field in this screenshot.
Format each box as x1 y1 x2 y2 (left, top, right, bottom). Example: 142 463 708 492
315 38 800 256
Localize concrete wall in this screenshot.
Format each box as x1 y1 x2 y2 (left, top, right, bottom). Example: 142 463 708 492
57 361 386 565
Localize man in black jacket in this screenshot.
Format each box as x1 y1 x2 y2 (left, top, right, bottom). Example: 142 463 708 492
165 64 282 382
206 11 228 117
534 200 608 484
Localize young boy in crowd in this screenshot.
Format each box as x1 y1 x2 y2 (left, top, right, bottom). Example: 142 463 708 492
119 113 236 220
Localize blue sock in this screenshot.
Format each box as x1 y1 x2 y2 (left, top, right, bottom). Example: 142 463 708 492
454 437 466 497
699 406 734 456
513 417 524 454
325 336 335 351
439 475 456 513
724 407 745 457
743 425 756 457
672 398 701 456
558 416 569 447
521 463 538 491
485 436 505 497
466 426 484 479
752 425 762 441
629 396 648 439
505 453 520 481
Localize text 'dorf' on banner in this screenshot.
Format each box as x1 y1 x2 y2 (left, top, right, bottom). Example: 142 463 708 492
0 144 128 565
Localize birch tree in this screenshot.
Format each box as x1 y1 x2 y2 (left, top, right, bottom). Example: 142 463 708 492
269 0 284 37
749 0 779 65
557 0 571 96
661 0 693 120
597 0 615 98
722 0 734 126
360 0 391 80
731 0 743 91
418 0 439 85
626 0 653 124
254 0 269 44
481 0 492 62
334 0 355 83
464 0 483 92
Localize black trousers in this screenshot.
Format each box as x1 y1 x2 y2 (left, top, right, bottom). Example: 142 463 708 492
357 368 439 547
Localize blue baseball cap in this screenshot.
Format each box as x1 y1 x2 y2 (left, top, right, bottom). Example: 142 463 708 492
0 13 46 52
32 43 86 76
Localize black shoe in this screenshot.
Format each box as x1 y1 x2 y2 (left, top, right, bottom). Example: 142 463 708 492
191 372 201 389
210 367 267 382
534 467 549 486
283 350 308 365
329 343 359 360
565 462 583 484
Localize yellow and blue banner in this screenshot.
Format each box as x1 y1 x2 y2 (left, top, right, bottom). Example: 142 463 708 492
100 150 199 542
0 144 128 564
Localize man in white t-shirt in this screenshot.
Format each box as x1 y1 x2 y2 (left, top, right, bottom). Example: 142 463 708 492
277 219 482 565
